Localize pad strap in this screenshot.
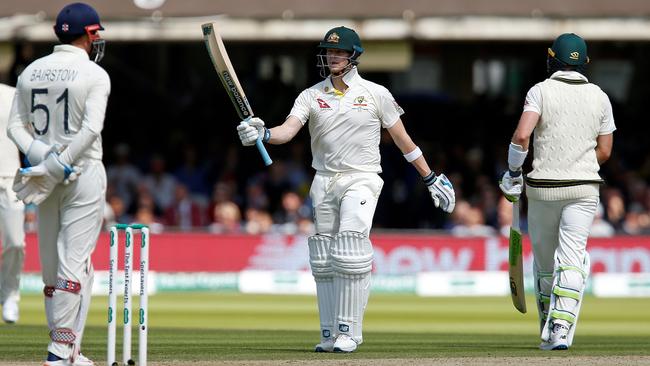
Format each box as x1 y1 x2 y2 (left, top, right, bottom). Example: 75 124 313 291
56 278 81 294
44 286 55 298
50 328 76 344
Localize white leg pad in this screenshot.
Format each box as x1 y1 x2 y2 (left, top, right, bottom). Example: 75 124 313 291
568 253 590 346
534 265 553 333
541 256 588 342
331 231 373 344
308 235 335 342
74 262 94 351
47 278 82 359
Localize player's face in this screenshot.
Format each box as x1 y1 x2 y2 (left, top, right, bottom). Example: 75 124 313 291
326 49 351 74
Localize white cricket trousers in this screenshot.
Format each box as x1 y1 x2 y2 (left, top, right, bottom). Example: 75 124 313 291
38 160 106 359
310 172 384 236
527 196 598 326
0 176 25 304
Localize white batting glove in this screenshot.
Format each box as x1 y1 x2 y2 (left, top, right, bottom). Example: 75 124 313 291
236 117 267 146
423 172 456 213
499 170 524 202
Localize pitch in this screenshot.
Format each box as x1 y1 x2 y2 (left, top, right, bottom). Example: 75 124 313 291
0 293 648 365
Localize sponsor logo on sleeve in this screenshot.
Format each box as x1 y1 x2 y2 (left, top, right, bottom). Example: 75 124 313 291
392 99 404 114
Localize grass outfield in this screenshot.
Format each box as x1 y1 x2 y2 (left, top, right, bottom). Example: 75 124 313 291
0 293 648 364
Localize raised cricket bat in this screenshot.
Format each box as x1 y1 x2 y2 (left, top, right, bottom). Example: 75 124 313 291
202 22 272 166
509 200 527 313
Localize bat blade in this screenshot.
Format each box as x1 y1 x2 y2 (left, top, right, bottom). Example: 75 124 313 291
202 22 272 166
509 200 527 313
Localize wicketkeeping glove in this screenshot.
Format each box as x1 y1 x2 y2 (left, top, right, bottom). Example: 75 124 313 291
13 152 78 205
236 117 268 146
423 172 456 213
499 170 524 202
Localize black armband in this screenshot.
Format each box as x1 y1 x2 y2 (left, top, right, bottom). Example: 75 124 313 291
422 172 436 186
263 128 271 143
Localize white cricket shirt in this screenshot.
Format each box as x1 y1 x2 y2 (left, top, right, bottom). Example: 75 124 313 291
0 84 20 177
8 45 110 164
289 67 403 173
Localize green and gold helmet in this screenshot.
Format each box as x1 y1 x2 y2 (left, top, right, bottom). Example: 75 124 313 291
318 26 364 62
548 33 589 66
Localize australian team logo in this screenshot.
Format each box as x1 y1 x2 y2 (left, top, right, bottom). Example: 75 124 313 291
353 96 367 106
327 32 340 43
316 98 331 109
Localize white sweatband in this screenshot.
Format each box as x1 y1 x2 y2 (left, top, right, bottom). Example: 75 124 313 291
508 142 528 171
403 146 423 163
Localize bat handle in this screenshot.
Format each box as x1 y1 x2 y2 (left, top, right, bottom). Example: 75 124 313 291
243 117 273 166
255 139 273 166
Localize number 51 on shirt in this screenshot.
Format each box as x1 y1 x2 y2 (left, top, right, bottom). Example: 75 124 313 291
201 22 272 166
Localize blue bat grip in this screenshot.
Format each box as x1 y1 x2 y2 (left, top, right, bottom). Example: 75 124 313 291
244 117 272 166
255 139 273 166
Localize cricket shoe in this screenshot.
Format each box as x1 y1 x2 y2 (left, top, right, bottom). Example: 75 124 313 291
539 323 569 350
43 352 94 366
314 338 334 352
2 298 19 323
333 334 358 353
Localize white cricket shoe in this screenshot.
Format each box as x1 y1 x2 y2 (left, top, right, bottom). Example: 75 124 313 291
333 334 358 353
314 338 334 352
43 353 94 366
539 323 569 350
2 298 19 323
72 353 95 366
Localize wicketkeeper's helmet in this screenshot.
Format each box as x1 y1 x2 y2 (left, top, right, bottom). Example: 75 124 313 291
54 2 106 62
54 2 104 37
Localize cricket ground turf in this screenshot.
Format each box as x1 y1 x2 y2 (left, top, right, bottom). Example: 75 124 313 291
0 293 648 366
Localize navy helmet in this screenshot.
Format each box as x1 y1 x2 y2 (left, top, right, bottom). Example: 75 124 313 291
54 2 104 36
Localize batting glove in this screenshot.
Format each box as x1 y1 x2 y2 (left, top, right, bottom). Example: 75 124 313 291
236 117 268 146
424 172 456 213
499 170 524 202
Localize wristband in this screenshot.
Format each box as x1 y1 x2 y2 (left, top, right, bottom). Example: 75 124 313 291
403 146 423 162
508 142 528 171
422 171 436 186
263 128 271 143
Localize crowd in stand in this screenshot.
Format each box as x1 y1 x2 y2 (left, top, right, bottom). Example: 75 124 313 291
20 139 643 237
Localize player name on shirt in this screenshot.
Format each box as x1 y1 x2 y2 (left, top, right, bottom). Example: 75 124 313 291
29 68 79 83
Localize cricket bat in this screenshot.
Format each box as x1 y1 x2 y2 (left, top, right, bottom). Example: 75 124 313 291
509 200 527 313
201 22 272 166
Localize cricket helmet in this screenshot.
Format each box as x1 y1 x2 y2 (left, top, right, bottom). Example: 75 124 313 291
54 2 106 62
548 33 588 66
318 26 364 62
54 2 104 36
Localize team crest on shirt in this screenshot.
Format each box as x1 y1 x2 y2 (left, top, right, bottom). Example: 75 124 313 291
316 98 331 109
353 96 367 107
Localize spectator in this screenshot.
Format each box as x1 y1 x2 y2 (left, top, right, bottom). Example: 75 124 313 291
143 155 177 210
164 184 205 230
209 201 242 234
450 200 496 237
244 208 273 235
106 143 141 209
